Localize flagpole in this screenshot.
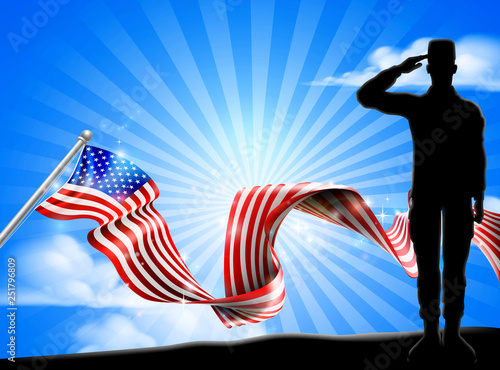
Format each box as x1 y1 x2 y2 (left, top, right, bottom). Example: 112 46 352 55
0 130 93 248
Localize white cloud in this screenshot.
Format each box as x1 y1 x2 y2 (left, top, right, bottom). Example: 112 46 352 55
309 35 500 90
16 234 267 353
17 234 149 307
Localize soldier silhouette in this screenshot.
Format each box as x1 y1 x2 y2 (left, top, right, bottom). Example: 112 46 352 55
357 39 486 365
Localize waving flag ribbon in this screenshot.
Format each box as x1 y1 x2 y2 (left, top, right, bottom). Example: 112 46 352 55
35 145 500 328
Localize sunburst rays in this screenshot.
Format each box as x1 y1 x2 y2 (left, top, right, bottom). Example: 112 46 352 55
3 0 500 355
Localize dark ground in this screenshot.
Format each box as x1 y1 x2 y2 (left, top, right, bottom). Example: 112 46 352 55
2 327 498 370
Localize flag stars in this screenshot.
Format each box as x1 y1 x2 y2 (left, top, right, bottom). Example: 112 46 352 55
69 145 149 202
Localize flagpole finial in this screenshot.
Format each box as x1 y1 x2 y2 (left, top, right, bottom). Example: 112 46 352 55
79 130 93 143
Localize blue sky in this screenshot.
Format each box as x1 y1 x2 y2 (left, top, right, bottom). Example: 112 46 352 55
1 0 500 359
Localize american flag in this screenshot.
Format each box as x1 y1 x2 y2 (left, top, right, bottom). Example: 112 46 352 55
36 145 500 327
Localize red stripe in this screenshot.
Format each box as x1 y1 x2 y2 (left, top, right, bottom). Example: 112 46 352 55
41 192 115 224
58 187 125 218
87 229 165 302
141 203 203 290
133 203 213 300
37 175 500 328
224 187 245 297
253 184 286 289
242 185 271 294
231 186 260 296
35 203 97 222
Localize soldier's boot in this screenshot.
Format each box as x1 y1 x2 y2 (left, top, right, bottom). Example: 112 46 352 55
407 319 441 364
442 318 476 365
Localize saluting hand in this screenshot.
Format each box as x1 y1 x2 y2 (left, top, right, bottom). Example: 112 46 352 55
396 54 428 74
474 198 484 224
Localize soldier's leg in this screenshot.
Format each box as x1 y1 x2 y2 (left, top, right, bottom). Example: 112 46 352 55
407 198 442 362
442 197 475 362
409 198 442 324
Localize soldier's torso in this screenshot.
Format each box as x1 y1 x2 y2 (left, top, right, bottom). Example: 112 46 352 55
405 91 482 199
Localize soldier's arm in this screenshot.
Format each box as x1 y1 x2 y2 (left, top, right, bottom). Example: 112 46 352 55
473 107 487 223
357 55 427 115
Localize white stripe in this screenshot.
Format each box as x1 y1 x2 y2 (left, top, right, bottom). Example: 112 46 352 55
92 226 165 301
474 228 500 254
267 183 323 242
389 215 410 250
261 184 299 278
143 203 205 291
239 185 268 293
473 229 500 269
130 203 213 301
38 202 109 224
104 216 183 302
249 186 275 292
64 184 128 215
227 187 254 296
117 191 212 301
140 183 198 281
478 218 500 241
51 191 120 222
213 274 285 309
344 192 396 259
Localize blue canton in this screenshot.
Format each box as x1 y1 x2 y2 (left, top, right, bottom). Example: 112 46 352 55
69 145 149 203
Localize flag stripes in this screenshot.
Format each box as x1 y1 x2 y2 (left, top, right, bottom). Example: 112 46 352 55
35 146 500 327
